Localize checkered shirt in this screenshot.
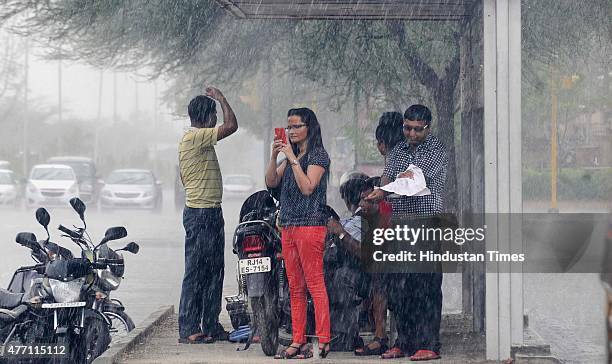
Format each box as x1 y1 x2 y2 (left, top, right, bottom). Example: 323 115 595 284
382 134 448 217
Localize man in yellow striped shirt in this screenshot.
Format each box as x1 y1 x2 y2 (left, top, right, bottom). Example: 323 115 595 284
178 87 237 344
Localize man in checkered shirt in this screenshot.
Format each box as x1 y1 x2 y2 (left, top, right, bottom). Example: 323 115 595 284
366 104 447 361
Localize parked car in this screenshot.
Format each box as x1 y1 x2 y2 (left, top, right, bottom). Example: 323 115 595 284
26 164 79 207
223 174 256 199
99 169 163 210
0 169 19 207
46 156 99 203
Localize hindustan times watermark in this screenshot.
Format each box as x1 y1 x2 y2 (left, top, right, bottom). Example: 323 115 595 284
360 213 610 273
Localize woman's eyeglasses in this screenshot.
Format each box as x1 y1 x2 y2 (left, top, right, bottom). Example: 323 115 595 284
285 124 307 131
402 125 428 132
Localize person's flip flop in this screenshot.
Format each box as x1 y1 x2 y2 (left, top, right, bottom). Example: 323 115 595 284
381 347 405 359
409 349 440 361
178 335 215 344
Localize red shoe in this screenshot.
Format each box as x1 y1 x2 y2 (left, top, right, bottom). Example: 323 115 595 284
381 347 405 359
409 350 440 361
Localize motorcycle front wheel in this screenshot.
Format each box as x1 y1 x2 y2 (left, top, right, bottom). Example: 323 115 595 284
76 315 111 364
50 315 109 364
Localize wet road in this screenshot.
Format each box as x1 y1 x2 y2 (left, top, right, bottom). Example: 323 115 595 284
0 194 607 362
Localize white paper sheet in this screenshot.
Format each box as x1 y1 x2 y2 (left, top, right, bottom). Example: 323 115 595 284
376 164 431 197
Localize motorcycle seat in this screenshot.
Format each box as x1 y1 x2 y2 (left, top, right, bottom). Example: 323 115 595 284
0 288 24 309
0 305 28 322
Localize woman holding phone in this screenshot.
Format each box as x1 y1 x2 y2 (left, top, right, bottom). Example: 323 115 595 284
265 108 331 359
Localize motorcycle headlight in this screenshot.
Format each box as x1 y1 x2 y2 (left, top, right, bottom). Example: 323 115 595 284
97 269 122 291
49 278 84 303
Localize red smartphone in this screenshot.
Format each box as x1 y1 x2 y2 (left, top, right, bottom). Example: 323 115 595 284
274 127 287 143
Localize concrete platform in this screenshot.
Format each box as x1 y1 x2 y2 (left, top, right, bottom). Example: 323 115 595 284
115 313 492 363
94 305 559 364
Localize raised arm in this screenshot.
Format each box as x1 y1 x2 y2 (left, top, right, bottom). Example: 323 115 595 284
205 87 237 141
290 164 325 197
280 147 328 197
265 140 288 188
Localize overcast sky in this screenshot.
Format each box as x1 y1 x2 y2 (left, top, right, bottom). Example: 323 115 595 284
26 43 176 127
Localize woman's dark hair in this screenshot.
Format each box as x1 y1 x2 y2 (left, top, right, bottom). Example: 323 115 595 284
340 178 367 207
188 95 216 125
376 111 404 151
287 108 325 156
378 111 403 128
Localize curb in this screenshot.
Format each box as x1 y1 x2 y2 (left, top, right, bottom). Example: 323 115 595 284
93 305 175 364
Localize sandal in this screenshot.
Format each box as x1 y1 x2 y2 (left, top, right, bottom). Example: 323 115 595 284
381 346 405 359
409 349 440 361
355 336 388 356
178 334 214 344
319 342 331 358
275 343 308 359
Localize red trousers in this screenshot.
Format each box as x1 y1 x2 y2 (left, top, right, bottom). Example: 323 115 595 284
281 226 330 344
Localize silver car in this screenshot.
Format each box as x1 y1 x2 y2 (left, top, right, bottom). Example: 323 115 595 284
99 169 162 210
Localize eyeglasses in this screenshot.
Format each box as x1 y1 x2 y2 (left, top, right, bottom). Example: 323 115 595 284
285 124 307 131
402 124 429 132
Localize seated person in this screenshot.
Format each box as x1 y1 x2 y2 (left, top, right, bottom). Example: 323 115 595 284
325 177 367 351
325 177 391 352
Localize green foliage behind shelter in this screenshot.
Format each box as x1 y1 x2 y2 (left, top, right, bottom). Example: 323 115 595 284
523 167 612 200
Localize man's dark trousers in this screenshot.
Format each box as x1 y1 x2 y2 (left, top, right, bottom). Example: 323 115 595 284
387 272 442 355
179 206 225 338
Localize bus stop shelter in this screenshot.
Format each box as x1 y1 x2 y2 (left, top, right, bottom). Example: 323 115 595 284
215 0 525 361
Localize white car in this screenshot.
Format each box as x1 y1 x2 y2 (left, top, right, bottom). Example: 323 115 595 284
0 169 19 207
26 164 79 208
223 174 256 199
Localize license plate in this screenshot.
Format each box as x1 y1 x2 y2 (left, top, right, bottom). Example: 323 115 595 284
238 257 271 275
41 302 86 309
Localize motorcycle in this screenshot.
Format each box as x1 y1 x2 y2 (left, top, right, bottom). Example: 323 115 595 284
0 233 49 364
50 198 139 353
1 198 138 363
1 206 76 363
226 190 320 357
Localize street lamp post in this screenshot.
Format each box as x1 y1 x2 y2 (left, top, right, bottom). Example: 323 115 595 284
23 38 29 177
550 66 558 212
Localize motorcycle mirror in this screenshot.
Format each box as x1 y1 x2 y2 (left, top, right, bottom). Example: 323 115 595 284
35 208 50 229
119 242 140 254
15 232 40 251
35 207 51 241
16 232 37 245
102 226 127 243
69 197 86 221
